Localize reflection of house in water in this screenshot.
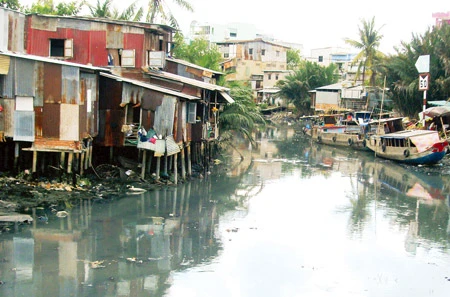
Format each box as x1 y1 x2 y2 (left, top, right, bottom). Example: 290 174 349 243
0 181 226 296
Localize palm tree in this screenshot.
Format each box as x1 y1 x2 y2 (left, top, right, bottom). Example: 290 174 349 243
146 0 193 28
345 17 384 86
88 0 143 21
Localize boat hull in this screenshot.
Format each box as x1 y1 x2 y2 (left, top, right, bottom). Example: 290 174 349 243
305 126 368 151
366 133 448 165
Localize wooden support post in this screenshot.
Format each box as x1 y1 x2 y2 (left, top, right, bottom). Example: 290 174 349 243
84 140 89 170
146 151 153 175
173 153 178 184
156 156 161 181
80 151 85 175
14 142 20 171
67 152 73 173
88 142 93 168
60 152 65 169
141 150 147 179
109 146 113 164
187 144 192 176
181 147 186 180
32 150 37 173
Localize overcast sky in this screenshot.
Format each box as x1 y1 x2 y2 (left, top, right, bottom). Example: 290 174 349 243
20 0 448 55
166 0 447 55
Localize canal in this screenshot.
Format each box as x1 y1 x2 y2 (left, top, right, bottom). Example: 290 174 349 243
1 126 450 296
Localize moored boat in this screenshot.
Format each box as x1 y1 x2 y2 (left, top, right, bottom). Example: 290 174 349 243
366 129 448 165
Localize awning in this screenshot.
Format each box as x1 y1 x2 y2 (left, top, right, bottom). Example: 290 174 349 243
219 91 235 104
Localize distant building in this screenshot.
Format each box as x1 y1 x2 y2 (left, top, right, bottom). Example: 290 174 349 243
432 11 450 27
306 47 357 81
189 21 261 43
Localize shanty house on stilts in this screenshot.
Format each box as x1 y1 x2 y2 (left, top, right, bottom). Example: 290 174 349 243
0 52 105 176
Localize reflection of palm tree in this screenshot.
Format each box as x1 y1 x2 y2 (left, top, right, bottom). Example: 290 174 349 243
345 17 384 86
146 0 193 28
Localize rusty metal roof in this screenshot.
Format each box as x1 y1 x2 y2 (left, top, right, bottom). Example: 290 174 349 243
100 72 200 100
166 57 224 75
0 51 109 71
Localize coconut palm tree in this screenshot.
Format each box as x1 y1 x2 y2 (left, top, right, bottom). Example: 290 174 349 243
146 0 193 28
345 16 384 86
88 0 143 21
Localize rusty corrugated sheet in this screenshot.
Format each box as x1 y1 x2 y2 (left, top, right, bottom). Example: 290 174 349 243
122 83 143 105
34 106 43 137
153 95 176 137
44 63 62 104
61 65 80 104
42 103 60 138
34 61 44 106
0 99 14 137
15 58 35 97
80 72 98 137
106 25 123 49
8 12 25 53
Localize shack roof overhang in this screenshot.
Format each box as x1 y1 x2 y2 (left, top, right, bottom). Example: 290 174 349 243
28 13 176 34
142 68 235 103
0 51 110 72
166 57 224 76
100 72 200 100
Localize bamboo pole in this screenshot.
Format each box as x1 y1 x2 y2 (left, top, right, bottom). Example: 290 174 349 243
187 144 192 176
181 146 186 179
141 150 147 179
174 153 178 184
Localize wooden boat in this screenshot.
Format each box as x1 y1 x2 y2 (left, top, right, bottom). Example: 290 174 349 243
304 112 372 150
366 129 448 165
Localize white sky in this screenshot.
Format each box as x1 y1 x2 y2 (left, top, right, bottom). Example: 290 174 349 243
20 0 448 55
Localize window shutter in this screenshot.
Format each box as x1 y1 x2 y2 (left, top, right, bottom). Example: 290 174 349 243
121 49 135 67
64 39 73 58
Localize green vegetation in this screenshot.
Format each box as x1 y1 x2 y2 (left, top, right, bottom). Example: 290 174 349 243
146 0 193 28
23 0 83 15
287 48 302 70
344 16 385 86
172 32 222 71
276 61 338 115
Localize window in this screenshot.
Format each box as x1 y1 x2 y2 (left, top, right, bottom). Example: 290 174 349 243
224 53 229 58
249 48 253 55
261 49 265 56
50 39 73 58
268 74 272 80
275 74 279 80
318 56 323 62
276 51 280 57
187 102 197 123
230 32 237 37
147 51 165 68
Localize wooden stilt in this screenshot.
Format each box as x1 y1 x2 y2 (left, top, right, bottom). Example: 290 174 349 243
187 144 192 176
109 146 113 164
60 152 65 169
141 150 147 179
84 140 89 169
67 152 73 173
14 142 20 171
181 147 186 179
80 151 85 175
32 150 37 173
146 151 153 175
156 156 161 181
173 153 178 184
88 142 93 168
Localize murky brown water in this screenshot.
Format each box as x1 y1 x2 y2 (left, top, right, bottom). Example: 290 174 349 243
1 127 450 296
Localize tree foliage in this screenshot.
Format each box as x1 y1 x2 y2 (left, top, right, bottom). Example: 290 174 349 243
146 0 193 28
382 24 450 118
0 0 20 10
24 0 84 16
345 16 385 86
88 0 143 21
219 81 266 147
287 48 301 70
276 61 338 115
172 33 222 71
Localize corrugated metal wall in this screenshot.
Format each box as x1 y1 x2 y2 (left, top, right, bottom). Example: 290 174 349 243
153 95 176 137
15 58 35 97
81 72 98 137
61 65 80 104
13 111 34 141
0 57 14 98
44 63 62 103
0 9 25 53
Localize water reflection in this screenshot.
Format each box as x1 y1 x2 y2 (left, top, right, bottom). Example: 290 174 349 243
1 126 450 296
